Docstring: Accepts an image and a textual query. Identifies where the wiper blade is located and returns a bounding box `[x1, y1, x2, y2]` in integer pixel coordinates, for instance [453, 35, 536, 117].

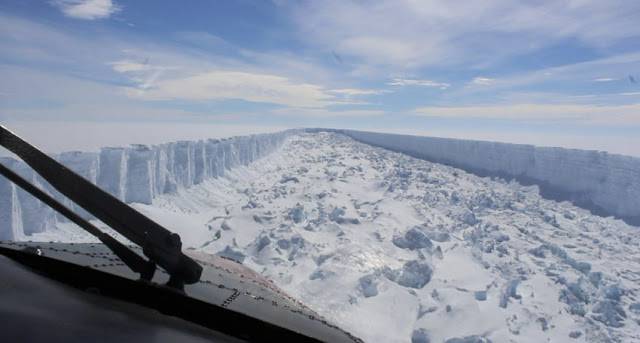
[0, 163, 156, 280]
[0, 125, 202, 287]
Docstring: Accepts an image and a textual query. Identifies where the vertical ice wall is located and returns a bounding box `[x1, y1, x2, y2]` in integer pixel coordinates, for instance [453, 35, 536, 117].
[2, 158, 59, 235]
[173, 141, 194, 189]
[0, 159, 22, 240]
[205, 139, 223, 178]
[331, 129, 640, 226]
[57, 151, 100, 221]
[193, 141, 207, 185]
[97, 147, 128, 201]
[125, 145, 154, 204]
[0, 130, 295, 239]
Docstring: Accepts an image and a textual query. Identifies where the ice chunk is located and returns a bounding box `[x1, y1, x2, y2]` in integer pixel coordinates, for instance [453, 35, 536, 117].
[411, 329, 431, 343]
[425, 230, 450, 242]
[588, 272, 603, 287]
[529, 243, 591, 274]
[393, 227, 433, 250]
[288, 204, 306, 223]
[216, 246, 245, 263]
[280, 176, 300, 183]
[256, 235, 271, 252]
[499, 279, 521, 308]
[396, 261, 433, 289]
[309, 269, 334, 281]
[460, 210, 478, 226]
[559, 280, 590, 316]
[474, 291, 487, 301]
[329, 207, 360, 224]
[592, 299, 626, 328]
[277, 239, 290, 250]
[445, 335, 492, 343]
[358, 274, 378, 298]
[221, 220, 232, 231]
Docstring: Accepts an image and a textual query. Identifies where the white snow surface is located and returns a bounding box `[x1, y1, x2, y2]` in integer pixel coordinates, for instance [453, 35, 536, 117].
[7, 132, 640, 342]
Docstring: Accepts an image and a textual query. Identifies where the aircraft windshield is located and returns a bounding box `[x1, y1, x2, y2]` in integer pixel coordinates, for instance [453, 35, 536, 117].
[1, 2, 639, 342]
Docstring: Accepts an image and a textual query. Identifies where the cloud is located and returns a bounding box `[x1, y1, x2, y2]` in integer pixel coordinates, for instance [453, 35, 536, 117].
[0, 65, 202, 122]
[2, 13, 387, 123]
[109, 59, 181, 90]
[414, 103, 640, 124]
[325, 88, 390, 105]
[110, 60, 154, 73]
[271, 107, 385, 117]
[388, 78, 450, 89]
[470, 77, 495, 86]
[328, 88, 389, 96]
[440, 52, 640, 100]
[593, 77, 617, 82]
[337, 36, 439, 67]
[288, 1, 640, 70]
[51, 0, 120, 20]
[122, 70, 337, 108]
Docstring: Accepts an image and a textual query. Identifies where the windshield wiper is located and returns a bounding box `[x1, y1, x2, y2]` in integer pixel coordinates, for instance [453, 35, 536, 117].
[0, 125, 202, 288]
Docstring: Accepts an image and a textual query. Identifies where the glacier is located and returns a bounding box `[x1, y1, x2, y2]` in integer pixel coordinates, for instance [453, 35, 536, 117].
[0, 130, 296, 240]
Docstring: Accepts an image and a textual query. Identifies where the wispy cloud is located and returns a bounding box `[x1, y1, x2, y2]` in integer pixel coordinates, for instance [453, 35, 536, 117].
[2, 13, 389, 122]
[414, 103, 640, 124]
[439, 52, 640, 100]
[289, 0, 640, 71]
[271, 107, 385, 117]
[121, 70, 336, 108]
[593, 77, 618, 82]
[388, 78, 450, 89]
[470, 77, 495, 86]
[328, 88, 389, 96]
[51, 0, 120, 20]
[325, 88, 390, 105]
[110, 60, 155, 73]
[109, 59, 180, 90]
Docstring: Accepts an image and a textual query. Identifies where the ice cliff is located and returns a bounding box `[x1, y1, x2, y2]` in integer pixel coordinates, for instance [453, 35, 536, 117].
[2, 127, 639, 241]
[314, 129, 640, 226]
[0, 130, 295, 240]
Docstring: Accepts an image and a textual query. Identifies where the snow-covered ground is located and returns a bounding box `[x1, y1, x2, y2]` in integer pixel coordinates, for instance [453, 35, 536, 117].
[21, 132, 640, 342]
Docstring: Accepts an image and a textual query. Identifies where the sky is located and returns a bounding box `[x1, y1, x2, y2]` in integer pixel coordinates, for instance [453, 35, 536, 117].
[1, 0, 639, 155]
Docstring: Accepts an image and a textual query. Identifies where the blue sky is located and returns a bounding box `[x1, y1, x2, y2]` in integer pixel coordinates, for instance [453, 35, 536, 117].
[1, 0, 639, 154]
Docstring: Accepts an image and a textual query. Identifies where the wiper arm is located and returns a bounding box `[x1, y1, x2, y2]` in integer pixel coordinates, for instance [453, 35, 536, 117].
[0, 163, 156, 281]
[0, 125, 202, 288]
